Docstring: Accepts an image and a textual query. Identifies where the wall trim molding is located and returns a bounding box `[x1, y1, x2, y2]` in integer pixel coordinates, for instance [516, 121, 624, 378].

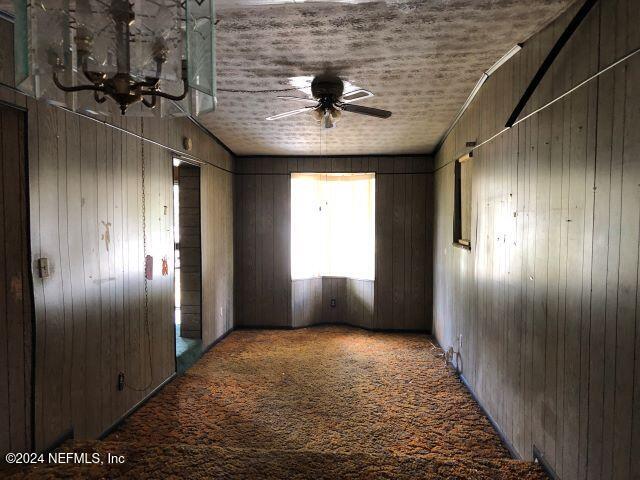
[0, 9, 14, 22]
[0, 80, 235, 173]
[434, 43, 640, 172]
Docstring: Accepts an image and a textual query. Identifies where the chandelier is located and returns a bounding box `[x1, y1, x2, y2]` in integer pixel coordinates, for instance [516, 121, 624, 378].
[14, 0, 216, 117]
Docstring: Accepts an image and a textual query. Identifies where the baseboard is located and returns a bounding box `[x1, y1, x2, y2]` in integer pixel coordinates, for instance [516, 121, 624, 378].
[202, 328, 234, 354]
[533, 445, 560, 480]
[37, 373, 178, 452]
[234, 324, 295, 330]
[236, 321, 430, 333]
[457, 373, 522, 459]
[432, 335, 563, 478]
[54, 328, 230, 445]
[39, 428, 74, 454]
[98, 372, 177, 441]
[357, 324, 432, 334]
[429, 335, 521, 459]
[44, 330, 231, 449]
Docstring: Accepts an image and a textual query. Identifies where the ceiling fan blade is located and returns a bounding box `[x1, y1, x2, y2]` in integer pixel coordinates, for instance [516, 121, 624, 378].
[341, 89, 374, 103]
[266, 107, 315, 121]
[339, 103, 392, 119]
[276, 96, 318, 105]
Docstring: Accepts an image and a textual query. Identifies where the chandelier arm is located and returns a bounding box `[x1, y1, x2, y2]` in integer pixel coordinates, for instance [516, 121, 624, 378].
[142, 96, 157, 109]
[154, 59, 164, 83]
[82, 69, 107, 85]
[133, 59, 164, 90]
[94, 91, 107, 103]
[141, 80, 189, 101]
[78, 53, 104, 85]
[133, 78, 160, 89]
[52, 72, 107, 93]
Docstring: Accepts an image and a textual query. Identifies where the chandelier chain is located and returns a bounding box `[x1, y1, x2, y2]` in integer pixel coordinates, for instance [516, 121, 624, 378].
[126, 121, 154, 392]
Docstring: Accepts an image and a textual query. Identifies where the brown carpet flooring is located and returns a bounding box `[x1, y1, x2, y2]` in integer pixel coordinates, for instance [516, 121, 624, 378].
[6, 326, 547, 479]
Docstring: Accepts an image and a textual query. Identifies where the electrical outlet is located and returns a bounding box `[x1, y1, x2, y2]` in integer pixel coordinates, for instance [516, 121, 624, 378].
[117, 372, 125, 391]
[37, 257, 50, 278]
[330, 298, 336, 308]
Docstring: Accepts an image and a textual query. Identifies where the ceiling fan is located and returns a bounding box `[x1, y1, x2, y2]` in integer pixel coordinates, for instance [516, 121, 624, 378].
[266, 74, 392, 128]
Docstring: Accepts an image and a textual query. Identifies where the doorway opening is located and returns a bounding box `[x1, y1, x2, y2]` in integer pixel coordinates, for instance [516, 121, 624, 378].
[173, 158, 202, 374]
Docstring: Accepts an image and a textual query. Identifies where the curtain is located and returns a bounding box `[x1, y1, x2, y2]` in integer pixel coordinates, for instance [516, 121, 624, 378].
[291, 172, 375, 280]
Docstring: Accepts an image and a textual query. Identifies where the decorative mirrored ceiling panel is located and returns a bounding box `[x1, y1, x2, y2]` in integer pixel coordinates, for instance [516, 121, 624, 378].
[13, 0, 216, 117]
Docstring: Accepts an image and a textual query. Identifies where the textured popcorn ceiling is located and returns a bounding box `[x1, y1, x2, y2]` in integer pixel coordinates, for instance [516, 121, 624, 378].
[0, 0, 574, 155]
[210, 0, 573, 155]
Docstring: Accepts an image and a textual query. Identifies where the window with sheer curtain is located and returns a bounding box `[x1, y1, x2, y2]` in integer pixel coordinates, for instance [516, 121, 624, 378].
[291, 173, 375, 280]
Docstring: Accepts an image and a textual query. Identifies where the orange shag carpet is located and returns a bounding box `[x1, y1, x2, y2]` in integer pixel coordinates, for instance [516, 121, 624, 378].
[7, 326, 547, 479]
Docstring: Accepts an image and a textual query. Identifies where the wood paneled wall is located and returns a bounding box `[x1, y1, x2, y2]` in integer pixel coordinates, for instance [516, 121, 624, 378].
[26, 101, 176, 450]
[291, 278, 374, 329]
[201, 163, 234, 347]
[178, 164, 202, 339]
[0, 14, 234, 452]
[0, 105, 31, 455]
[25, 106, 233, 451]
[291, 278, 322, 328]
[344, 279, 375, 329]
[234, 169, 291, 328]
[290, 278, 374, 328]
[432, 1, 640, 479]
[235, 156, 433, 331]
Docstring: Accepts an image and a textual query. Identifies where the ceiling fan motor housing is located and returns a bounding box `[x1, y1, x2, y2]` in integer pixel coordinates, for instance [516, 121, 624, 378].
[311, 75, 344, 101]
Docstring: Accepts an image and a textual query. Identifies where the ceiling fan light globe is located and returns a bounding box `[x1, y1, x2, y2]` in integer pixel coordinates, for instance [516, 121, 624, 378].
[322, 110, 336, 129]
[312, 108, 324, 122]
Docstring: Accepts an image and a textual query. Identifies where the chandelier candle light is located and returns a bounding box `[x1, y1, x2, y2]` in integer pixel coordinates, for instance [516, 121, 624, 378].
[13, 0, 217, 117]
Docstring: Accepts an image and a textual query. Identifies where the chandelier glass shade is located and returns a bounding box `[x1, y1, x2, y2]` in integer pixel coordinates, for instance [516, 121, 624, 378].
[13, 0, 217, 117]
